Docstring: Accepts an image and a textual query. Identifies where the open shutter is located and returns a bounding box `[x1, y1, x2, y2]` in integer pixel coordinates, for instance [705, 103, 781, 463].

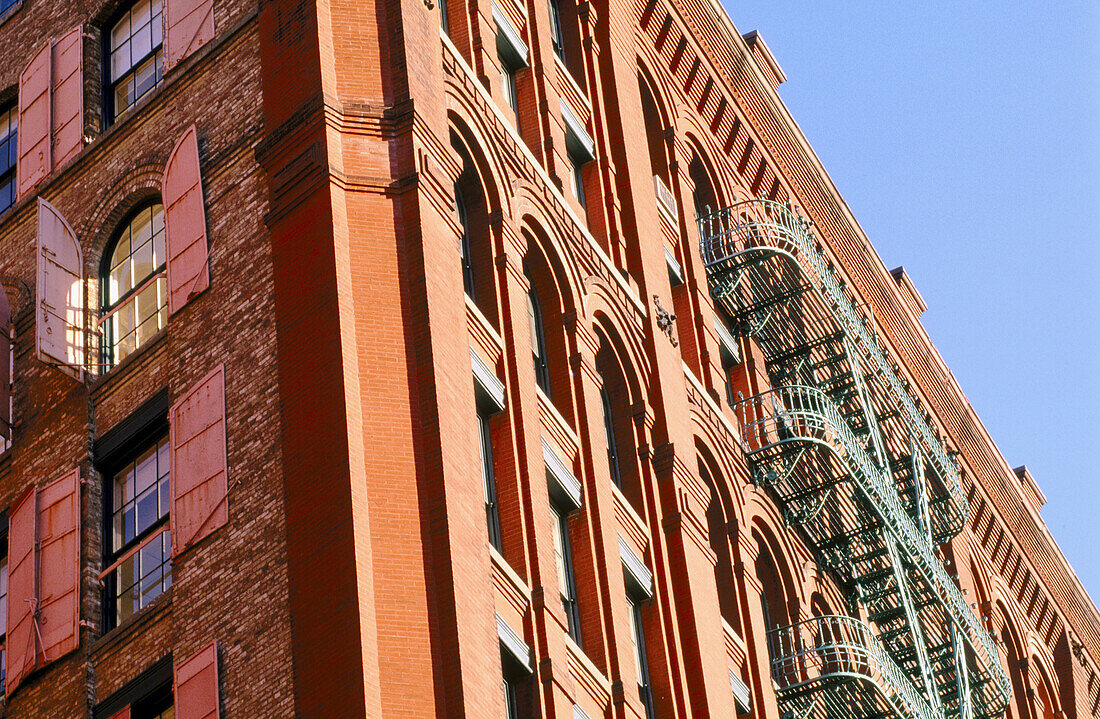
[51, 27, 84, 170]
[17, 43, 51, 199]
[174, 641, 220, 719]
[170, 365, 228, 555]
[164, 0, 215, 71]
[108, 708, 132, 719]
[37, 468, 80, 664]
[0, 284, 11, 440]
[36, 198, 84, 380]
[163, 125, 209, 314]
[5, 488, 38, 696]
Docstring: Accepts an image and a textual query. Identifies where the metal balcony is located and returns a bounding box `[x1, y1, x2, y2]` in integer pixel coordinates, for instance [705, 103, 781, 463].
[699, 200, 967, 542]
[769, 615, 937, 719]
[735, 386, 1010, 718]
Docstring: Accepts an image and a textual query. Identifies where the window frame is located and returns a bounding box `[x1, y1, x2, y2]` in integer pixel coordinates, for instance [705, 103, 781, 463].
[548, 0, 565, 61]
[95, 389, 172, 633]
[100, 201, 169, 370]
[477, 401, 503, 552]
[104, 0, 165, 125]
[599, 384, 622, 488]
[93, 654, 174, 719]
[550, 502, 581, 643]
[0, 102, 15, 216]
[455, 182, 475, 299]
[527, 287, 551, 396]
[627, 594, 656, 719]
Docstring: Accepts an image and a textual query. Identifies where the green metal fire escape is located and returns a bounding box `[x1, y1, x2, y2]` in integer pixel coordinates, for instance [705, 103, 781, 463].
[699, 200, 1010, 719]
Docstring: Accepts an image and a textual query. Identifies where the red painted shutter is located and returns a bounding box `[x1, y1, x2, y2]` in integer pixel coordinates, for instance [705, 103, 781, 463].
[36, 198, 84, 381]
[174, 641, 220, 719]
[108, 707, 132, 719]
[163, 125, 210, 314]
[37, 468, 80, 664]
[0, 283, 11, 441]
[5, 488, 38, 696]
[50, 27, 84, 170]
[164, 0, 215, 71]
[17, 43, 51, 199]
[171, 364, 228, 555]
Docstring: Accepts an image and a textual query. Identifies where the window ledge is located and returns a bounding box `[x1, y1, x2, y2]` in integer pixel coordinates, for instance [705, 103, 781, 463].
[92, 586, 173, 659]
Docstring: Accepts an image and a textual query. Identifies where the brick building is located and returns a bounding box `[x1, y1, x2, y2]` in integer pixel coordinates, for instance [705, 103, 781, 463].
[0, 0, 1095, 716]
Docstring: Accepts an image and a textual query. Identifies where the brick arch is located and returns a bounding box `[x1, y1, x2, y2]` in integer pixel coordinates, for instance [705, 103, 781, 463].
[81, 163, 164, 311]
[583, 277, 650, 393]
[513, 187, 587, 318]
[750, 518, 804, 631]
[696, 439, 745, 630]
[634, 49, 679, 135]
[682, 131, 736, 216]
[1027, 650, 1062, 719]
[746, 501, 809, 606]
[689, 422, 746, 527]
[996, 599, 1034, 719]
[445, 91, 512, 216]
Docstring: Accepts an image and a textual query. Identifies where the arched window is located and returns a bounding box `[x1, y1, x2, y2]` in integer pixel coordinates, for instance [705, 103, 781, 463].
[101, 202, 168, 367]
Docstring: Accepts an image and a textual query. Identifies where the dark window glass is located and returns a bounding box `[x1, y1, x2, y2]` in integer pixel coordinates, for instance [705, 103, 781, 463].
[551, 504, 580, 642]
[102, 203, 168, 368]
[498, 50, 520, 127]
[456, 183, 475, 298]
[548, 0, 565, 60]
[600, 385, 621, 488]
[568, 149, 586, 210]
[0, 104, 16, 215]
[104, 434, 171, 630]
[107, 0, 164, 122]
[527, 289, 551, 395]
[478, 405, 503, 552]
[439, 0, 449, 35]
[628, 595, 655, 719]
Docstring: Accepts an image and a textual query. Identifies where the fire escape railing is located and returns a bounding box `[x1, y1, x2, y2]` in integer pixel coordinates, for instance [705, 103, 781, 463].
[769, 615, 938, 719]
[700, 200, 1010, 719]
[699, 200, 967, 540]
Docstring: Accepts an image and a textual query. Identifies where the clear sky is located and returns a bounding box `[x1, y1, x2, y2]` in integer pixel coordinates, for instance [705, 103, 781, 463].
[720, 2, 1100, 599]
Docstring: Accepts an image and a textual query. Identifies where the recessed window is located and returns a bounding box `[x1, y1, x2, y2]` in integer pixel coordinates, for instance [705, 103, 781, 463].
[478, 402, 503, 552]
[568, 149, 586, 210]
[108, 0, 164, 122]
[0, 104, 16, 215]
[456, 183, 475, 298]
[628, 594, 655, 719]
[599, 384, 622, 488]
[527, 288, 551, 396]
[104, 434, 172, 630]
[101, 203, 168, 368]
[548, 0, 565, 60]
[93, 655, 174, 719]
[499, 54, 519, 125]
[550, 504, 581, 642]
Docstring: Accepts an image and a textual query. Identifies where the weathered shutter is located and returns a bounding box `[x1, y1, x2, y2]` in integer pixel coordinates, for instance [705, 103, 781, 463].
[0, 284, 11, 440]
[170, 364, 228, 555]
[17, 43, 51, 199]
[163, 125, 210, 314]
[108, 707, 132, 719]
[50, 27, 84, 170]
[36, 198, 84, 380]
[37, 468, 80, 664]
[5, 488, 38, 695]
[174, 641, 220, 719]
[164, 0, 215, 71]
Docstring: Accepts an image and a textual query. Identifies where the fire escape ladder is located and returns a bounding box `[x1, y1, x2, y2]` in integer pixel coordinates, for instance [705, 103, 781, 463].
[884, 538, 943, 714]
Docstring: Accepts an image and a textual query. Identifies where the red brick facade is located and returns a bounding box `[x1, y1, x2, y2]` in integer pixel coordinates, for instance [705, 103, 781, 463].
[0, 0, 1094, 717]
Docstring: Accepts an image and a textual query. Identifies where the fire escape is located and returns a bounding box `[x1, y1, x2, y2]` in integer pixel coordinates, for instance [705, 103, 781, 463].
[699, 200, 1011, 719]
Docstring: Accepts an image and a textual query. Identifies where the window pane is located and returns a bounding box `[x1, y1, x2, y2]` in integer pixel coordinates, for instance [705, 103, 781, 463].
[111, 15, 131, 53]
[132, 19, 152, 62]
[133, 54, 159, 102]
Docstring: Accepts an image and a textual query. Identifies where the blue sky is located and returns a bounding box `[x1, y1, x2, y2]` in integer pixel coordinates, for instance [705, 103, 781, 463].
[720, 2, 1100, 599]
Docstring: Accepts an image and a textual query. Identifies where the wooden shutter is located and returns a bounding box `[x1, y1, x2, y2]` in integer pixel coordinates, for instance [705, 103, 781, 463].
[164, 0, 215, 71]
[5, 488, 38, 696]
[163, 125, 210, 314]
[37, 468, 80, 663]
[50, 27, 84, 170]
[36, 198, 84, 380]
[17, 43, 51, 199]
[174, 641, 220, 719]
[171, 365, 228, 555]
[0, 284, 11, 440]
[108, 707, 132, 719]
